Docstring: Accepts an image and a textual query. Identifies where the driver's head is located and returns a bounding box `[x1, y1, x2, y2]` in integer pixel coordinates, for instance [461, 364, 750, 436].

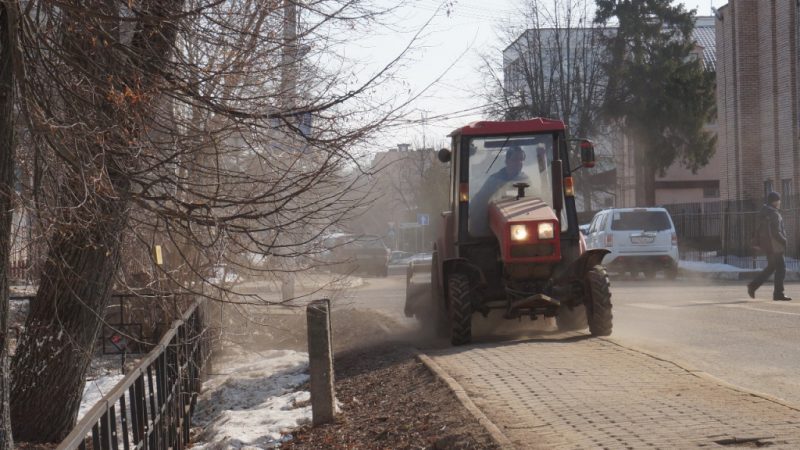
[505, 146, 525, 177]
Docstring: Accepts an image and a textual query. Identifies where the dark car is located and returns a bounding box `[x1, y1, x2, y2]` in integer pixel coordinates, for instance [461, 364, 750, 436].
[322, 234, 390, 277]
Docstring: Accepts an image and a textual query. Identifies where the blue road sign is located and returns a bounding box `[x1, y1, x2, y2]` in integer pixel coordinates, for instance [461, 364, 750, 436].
[417, 213, 429, 226]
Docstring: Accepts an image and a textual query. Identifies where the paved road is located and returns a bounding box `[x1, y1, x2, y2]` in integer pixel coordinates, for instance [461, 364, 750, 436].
[339, 274, 800, 408]
[333, 273, 800, 447]
[611, 277, 800, 406]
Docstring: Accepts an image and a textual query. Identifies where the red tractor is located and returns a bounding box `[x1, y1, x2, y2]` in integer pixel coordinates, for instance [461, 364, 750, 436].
[405, 118, 612, 345]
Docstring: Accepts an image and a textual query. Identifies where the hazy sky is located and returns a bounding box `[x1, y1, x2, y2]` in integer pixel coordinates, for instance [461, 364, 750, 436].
[365, 0, 726, 149]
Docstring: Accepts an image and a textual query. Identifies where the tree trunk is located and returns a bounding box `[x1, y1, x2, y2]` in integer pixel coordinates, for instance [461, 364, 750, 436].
[9, 1, 183, 441]
[10, 203, 126, 442]
[644, 165, 657, 207]
[0, 2, 15, 447]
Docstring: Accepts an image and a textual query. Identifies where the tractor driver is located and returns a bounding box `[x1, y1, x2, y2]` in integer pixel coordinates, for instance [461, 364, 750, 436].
[469, 146, 532, 236]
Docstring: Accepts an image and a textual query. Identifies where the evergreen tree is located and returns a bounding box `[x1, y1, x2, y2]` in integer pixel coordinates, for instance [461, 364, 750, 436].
[595, 0, 716, 205]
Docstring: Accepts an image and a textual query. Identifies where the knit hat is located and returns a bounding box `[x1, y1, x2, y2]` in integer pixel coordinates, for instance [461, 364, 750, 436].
[767, 191, 781, 203]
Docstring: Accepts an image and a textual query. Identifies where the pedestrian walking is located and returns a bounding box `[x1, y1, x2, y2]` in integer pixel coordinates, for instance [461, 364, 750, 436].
[748, 191, 792, 301]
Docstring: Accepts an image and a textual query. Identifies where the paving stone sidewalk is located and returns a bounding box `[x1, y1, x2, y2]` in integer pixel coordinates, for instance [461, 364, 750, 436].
[425, 336, 800, 449]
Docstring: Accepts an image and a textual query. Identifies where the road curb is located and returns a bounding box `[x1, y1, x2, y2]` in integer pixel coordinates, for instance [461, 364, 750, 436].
[601, 336, 800, 413]
[414, 350, 515, 449]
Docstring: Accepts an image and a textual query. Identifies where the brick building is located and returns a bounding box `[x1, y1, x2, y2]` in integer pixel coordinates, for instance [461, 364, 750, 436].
[716, 0, 800, 203]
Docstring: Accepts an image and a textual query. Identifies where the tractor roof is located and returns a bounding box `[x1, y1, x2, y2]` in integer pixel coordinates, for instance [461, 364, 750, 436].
[450, 118, 566, 137]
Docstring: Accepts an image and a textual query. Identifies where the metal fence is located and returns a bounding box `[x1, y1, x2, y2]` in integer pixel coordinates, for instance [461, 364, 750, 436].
[57, 299, 211, 450]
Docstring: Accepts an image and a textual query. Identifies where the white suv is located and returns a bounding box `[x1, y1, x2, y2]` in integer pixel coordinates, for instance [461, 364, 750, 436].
[585, 207, 679, 279]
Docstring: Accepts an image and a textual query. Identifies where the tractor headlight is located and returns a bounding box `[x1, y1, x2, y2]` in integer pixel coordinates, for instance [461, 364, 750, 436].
[537, 222, 555, 240]
[510, 224, 529, 241]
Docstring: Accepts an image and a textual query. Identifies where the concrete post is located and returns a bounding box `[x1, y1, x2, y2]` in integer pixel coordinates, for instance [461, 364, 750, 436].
[306, 299, 335, 425]
[281, 272, 295, 301]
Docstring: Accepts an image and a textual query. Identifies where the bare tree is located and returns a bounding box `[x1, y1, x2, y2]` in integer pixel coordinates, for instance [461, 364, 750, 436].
[8, 0, 413, 441]
[355, 142, 448, 249]
[481, 0, 613, 210]
[0, 1, 16, 446]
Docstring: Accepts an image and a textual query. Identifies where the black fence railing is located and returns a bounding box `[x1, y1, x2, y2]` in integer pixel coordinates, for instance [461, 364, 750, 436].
[665, 198, 800, 262]
[56, 299, 211, 450]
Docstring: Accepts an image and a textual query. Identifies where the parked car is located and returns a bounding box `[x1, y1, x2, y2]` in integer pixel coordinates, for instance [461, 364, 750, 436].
[389, 251, 414, 266]
[390, 251, 432, 267]
[322, 234, 390, 277]
[585, 207, 679, 279]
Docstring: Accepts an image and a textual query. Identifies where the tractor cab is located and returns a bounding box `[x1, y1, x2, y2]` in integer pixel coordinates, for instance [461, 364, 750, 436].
[406, 118, 612, 345]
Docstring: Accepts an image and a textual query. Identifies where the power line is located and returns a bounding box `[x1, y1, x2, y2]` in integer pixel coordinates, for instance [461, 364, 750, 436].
[413, 0, 515, 22]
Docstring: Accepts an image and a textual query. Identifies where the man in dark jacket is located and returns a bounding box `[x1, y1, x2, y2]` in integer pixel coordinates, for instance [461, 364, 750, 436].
[748, 191, 791, 301]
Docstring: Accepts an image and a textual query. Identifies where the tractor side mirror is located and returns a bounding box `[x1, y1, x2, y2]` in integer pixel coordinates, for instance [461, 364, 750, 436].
[437, 148, 451, 163]
[579, 140, 596, 168]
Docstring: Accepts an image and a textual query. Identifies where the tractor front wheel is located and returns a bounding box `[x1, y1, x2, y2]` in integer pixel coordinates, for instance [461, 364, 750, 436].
[585, 265, 613, 336]
[447, 273, 473, 345]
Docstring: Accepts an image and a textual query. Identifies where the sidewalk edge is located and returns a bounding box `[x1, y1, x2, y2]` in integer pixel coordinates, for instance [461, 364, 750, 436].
[602, 337, 800, 412]
[414, 351, 515, 449]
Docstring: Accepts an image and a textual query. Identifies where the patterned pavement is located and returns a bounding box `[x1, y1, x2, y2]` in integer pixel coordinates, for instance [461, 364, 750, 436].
[425, 336, 800, 449]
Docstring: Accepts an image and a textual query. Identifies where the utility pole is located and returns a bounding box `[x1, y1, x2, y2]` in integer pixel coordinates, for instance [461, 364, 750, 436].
[280, 0, 298, 108]
[421, 110, 427, 150]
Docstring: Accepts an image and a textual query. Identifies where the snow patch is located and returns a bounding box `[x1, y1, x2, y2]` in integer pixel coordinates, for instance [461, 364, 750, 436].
[191, 349, 314, 449]
[79, 374, 126, 420]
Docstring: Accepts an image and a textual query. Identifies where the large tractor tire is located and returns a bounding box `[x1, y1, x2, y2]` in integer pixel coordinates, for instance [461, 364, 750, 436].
[556, 304, 588, 332]
[585, 265, 613, 336]
[447, 273, 473, 346]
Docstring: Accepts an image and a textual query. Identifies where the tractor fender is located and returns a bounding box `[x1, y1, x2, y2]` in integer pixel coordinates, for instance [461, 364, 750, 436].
[558, 248, 610, 282]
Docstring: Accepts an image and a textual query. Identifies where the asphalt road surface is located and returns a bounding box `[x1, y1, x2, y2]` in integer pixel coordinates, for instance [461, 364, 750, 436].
[611, 276, 800, 406]
[335, 272, 800, 407]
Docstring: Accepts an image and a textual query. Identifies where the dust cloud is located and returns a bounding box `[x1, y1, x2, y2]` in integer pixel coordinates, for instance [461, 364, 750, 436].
[205, 280, 433, 366]
[208, 266, 607, 365]
[406, 277, 563, 347]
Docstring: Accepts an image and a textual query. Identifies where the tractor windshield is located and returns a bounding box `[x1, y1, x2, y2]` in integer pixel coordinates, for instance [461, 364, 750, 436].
[468, 134, 562, 236]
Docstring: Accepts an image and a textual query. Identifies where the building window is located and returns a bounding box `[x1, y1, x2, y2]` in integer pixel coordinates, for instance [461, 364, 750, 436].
[764, 180, 774, 199]
[702, 186, 719, 198]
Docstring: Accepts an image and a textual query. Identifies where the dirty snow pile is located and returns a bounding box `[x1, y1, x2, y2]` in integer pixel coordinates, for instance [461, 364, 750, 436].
[678, 260, 749, 272]
[77, 349, 311, 448]
[189, 348, 312, 448]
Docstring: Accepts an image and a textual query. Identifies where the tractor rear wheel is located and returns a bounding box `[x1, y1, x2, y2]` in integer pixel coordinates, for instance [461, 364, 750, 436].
[586, 265, 613, 336]
[447, 273, 473, 345]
